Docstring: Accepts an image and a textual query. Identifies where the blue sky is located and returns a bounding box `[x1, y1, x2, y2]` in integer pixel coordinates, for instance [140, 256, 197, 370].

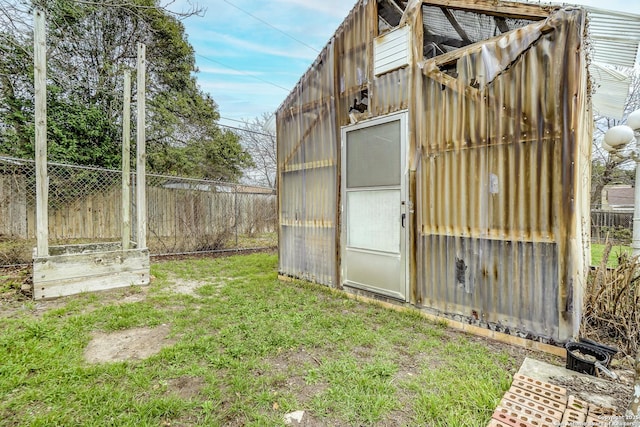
[170, 0, 354, 128]
[171, 0, 640, 128]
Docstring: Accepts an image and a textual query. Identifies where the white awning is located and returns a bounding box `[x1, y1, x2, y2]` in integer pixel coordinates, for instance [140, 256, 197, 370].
[585, 6, 640, 119]
[589, 63, 631, 119]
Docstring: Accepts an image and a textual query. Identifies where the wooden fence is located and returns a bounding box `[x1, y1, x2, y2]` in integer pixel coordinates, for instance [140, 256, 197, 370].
[0, 158, 276, 260]
[0, 173, 27, 237]
[1, 182, 275, 240]
[591, 209, 633, 243]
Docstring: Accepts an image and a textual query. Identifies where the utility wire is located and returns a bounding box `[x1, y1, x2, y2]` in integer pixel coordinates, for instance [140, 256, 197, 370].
[217, 122, 274, 138]
[220, 116, 248, 124]
[195, 53, 291, 92]
[222, 0, 320, 54]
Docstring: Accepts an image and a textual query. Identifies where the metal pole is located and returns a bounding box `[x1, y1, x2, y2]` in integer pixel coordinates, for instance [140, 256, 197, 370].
[634, 134, 640, 258]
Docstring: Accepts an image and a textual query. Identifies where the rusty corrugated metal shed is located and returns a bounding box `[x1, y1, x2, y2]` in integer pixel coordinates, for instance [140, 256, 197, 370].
[277, 0, 596, 343]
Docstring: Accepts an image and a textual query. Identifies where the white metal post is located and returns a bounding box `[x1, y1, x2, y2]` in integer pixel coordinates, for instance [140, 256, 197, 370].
[634, 133, 640, 258]
[604, 120, 640, 260]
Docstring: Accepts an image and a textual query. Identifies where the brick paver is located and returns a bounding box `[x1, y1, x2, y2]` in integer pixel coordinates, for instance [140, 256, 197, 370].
[489, 374, 616, 427]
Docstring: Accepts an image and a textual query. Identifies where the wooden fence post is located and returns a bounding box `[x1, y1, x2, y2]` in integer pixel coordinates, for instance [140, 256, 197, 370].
[122, 70, 131, 250]
[136, 44, 147, 249]
[34, 10, 48, 257]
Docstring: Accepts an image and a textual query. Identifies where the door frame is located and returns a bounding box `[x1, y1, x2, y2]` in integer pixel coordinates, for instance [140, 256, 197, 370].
[340, 110, 409, 301]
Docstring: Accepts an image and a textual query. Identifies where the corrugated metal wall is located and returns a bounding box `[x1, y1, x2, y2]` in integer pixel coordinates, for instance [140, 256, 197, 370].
[277, 1, 591, 342]
[412, 8, 590, 340]
[277, 2, 372, 285]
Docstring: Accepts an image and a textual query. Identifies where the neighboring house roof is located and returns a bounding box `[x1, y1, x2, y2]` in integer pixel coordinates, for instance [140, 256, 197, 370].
[602, 185, 635, 208]
[160, 180, 275, 195]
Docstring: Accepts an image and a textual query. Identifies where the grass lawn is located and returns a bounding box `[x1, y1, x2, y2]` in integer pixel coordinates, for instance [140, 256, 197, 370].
[0, 252, 544, 426]
[591, 243, 633, 267]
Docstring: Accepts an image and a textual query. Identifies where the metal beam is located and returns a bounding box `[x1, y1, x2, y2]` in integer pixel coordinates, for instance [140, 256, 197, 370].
[495, 17, 511, 34]
[422, 0, 551, 20]
[440, 7, 472, 44]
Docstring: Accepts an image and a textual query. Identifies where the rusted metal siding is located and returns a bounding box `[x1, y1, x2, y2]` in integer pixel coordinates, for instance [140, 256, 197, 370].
[277, 0, 591, 342]
[413, 8, 590, 340]
[277, 1, 373, 285]
[371, 68, 410, 116]
[277, 43, 337, 285]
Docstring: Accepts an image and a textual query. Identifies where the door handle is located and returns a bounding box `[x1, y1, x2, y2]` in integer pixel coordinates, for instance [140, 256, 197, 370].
[401, 213, 406, 228]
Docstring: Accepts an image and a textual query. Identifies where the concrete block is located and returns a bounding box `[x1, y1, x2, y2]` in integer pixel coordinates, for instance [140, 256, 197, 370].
[509, 386, 566, 413]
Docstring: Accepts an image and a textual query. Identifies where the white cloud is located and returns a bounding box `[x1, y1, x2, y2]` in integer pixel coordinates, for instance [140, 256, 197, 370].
[197, 66, 263, 76]
[200, 80, 289, 97]
[272, 0, 354, 20]
[198, 31, 317, 61]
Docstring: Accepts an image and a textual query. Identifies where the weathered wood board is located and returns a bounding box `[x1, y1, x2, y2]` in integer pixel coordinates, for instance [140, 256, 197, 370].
[33, 243, 149, 300]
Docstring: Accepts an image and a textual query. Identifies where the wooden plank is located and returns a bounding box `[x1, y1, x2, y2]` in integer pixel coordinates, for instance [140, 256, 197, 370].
[136, 43, 147, 249]
[282, 105, 327, 168]
[440, 7, 471, 43]
[0, 175, 26, 236]
[283, 159, 335, 173]
[0, 177, 7, 234]
[33, 248, 150, 299]
[422, 60, 481, 98]
[0, 176, 7, 234]
[35, 270, 149, 300]
[422, 0, 552, 20]
[34, 10, 48, 256]
[85, 193, 92, 237]
[34, 249, 149, 283]
[280, 220, 335, 229]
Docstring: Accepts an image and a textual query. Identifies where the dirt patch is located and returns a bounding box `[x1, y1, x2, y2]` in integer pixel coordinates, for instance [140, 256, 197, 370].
[84, 324, 175, 363]
[168, 279, 208, 297]
[165, 376, 206, 400]
[167, 278, 228, 297]
[262, 348, 329, 403]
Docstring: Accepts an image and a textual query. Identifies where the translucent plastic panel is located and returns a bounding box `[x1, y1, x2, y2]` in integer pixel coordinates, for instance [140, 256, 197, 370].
[347, 189, 400, 253]
[346, 120, 400, 188]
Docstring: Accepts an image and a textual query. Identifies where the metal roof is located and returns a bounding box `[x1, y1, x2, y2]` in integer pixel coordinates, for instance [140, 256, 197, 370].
[585, 6, 640, 118]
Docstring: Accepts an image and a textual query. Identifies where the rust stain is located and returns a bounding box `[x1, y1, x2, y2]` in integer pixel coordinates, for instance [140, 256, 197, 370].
[276, 1, 590, 342]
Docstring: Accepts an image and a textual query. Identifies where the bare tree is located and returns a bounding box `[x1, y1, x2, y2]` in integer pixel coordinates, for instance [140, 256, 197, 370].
[238, 113, 276, 189]
[591, 70, 640, 208]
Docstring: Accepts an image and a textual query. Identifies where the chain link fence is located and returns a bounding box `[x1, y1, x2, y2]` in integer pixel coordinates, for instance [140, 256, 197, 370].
[0, 156, 277, 266]
[591, 209, 633, 244]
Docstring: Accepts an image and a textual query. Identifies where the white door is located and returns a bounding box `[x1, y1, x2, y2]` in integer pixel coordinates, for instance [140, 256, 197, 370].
[341, 112, 408, 301]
